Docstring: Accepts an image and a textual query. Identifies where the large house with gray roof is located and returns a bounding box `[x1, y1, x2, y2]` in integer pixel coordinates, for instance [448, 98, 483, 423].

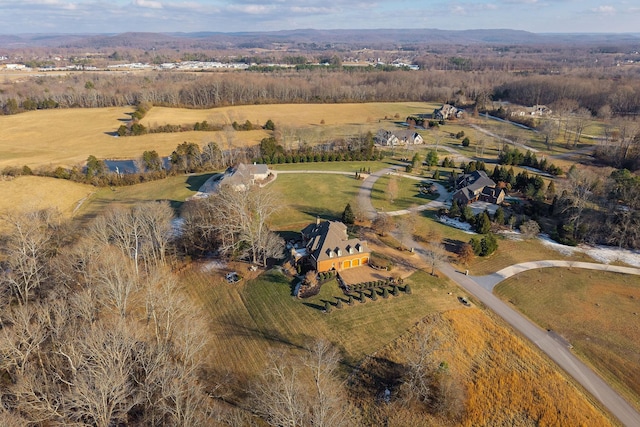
[301, 219, 370, 273]
[452, 170, 505, 205]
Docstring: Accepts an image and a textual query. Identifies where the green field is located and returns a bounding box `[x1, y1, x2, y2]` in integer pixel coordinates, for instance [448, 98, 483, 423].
[371, 174, 437, 212]
[495, 268, 640, 411]
[269, 172, 363, 230]
[76, 173, 214, 219]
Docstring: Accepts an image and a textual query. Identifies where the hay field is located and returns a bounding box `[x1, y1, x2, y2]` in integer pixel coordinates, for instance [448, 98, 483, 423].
[142, 102, 435, 130]
[0, 102, 434, 170]
[0, 175, 94, 217]
[495, 267, 640, 411]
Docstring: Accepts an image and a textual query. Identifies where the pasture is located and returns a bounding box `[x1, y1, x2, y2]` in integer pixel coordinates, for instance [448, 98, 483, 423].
[0, 175, 94, 217]
[0, 102, 435, 170]
[495, 267, 640, 411]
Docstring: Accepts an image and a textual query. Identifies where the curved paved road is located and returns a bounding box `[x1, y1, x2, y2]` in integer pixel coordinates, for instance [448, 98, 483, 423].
[357, 167, 640, 427]
[473, 260, 640, 291]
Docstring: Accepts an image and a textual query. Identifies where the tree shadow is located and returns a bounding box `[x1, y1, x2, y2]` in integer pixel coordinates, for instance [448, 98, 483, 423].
[302, 302, 325, 311]
[443, 237, 465, 253]
[185, 173, 216, 191]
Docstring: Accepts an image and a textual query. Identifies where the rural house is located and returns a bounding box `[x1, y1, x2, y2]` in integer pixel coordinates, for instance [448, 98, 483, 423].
[433, 104, 464, 120]
[452, 170, 505, 205]
[300, 219, 370, 273]
[374, 129, 424, 146]
[220, 163, 271, 191]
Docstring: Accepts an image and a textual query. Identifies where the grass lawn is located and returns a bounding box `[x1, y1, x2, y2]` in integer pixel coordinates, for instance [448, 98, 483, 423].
[75, 173, 214, 219]
[269, 173, 363, 230]
[0, 175, 94, 218]
[461, 236, 591, 275]
[269, 160, 397, 173]
[181, 266, 461, 379]
[371, 174, 436, 212]
[495, 267, 640, 412]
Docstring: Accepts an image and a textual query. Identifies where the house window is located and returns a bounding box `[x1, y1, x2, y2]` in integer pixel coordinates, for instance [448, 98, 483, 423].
[358, 244, 363, 253]
[337, 249, 342, 257]
[349, 247, 354, 254]
[329, 251, 334, 258]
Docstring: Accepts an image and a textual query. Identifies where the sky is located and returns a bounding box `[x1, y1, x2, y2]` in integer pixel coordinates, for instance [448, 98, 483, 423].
[0, 0, 638, 35]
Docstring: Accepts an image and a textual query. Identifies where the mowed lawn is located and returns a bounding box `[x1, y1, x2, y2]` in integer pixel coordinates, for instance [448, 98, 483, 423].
[75, 173, 215, 219]
[495, 268, 640, 411]
[182, 267, 461, 379]
[0, 175, 94, 217]
[269, 173, 363, 230]
[371, 174, 436, 212]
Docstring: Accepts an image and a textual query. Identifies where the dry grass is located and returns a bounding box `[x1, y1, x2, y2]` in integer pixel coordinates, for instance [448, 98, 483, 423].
[142, 102, 436, 130]
[0, 175, 94, 218]
[354, 308, 615, 426]
[181, 265, 460, 379]
[0, 102, 434, 169]
[495, 267, 640, 412]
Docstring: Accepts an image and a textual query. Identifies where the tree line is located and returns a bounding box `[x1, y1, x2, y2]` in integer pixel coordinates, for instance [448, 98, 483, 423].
[2, 66, 639, 117]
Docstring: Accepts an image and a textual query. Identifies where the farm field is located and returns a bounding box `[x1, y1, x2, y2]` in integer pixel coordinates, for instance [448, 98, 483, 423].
[494, 268, 640, 412]
[0, 175, 94, 217]
[0, 102, 436, 170]
[141, 102, 437, 131]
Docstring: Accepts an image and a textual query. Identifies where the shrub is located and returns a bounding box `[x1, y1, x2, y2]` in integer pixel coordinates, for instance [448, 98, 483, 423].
[370, 289, 378, 301]
[347, 295, 354, 305]
[392, 285, 399, 296]
[404, 284, 412, 294]
[382, 288, 389, 299]
[336, 298, 343, 309]
[359, 291, 366, 303]
[462, 137, 470, 147]
[324, 301, 332, 313]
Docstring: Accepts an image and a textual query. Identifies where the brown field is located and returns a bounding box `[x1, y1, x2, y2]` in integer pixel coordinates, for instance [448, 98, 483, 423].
[355, 308, 615, 426]
[0, 175, 94, 217]
[0, 102, 435, 170]
[495, 268, 640, 412]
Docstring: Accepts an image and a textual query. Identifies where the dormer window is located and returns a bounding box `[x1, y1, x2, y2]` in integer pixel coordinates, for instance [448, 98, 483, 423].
[358, 244, 363, 253]
[348, 246, 354, 254]
[329, 250, 334, 258]
[337, 249, 342, 257]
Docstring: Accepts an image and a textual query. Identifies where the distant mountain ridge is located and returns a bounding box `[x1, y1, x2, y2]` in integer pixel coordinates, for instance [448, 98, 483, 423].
[1, 29, 639, 50]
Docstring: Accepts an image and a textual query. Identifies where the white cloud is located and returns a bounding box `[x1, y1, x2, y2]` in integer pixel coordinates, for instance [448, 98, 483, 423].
[452, 5, 466, 15]
[591, 5, 615, 15]
[133, 0, 163, 9]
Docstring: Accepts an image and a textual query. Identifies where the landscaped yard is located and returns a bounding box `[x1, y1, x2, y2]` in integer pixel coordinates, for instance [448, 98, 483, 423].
[181, 266, 460, 378]
[494, 267, 640, 412]
[269, 173, 363, 230]
[371, 174, 437, 212]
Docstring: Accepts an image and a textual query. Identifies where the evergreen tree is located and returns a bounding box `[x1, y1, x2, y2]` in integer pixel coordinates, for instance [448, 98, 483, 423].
[494, 207, 505, 225]
[324, 300, 332, 313]
[475, 211, 492, 234]
[404, 284, 412, 294]
[342, 203, 355, 225]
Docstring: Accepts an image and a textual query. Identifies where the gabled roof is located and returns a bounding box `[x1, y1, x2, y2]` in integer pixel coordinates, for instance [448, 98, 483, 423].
[302, 220, 370, 263]
[456, 170, 496, 193]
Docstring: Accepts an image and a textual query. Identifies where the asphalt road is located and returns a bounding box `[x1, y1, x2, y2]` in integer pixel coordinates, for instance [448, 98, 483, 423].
[437, 257, 640, 427]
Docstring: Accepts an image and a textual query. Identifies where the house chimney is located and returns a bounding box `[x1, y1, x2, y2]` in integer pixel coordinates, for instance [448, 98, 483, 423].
[316, 216, 320, 225]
